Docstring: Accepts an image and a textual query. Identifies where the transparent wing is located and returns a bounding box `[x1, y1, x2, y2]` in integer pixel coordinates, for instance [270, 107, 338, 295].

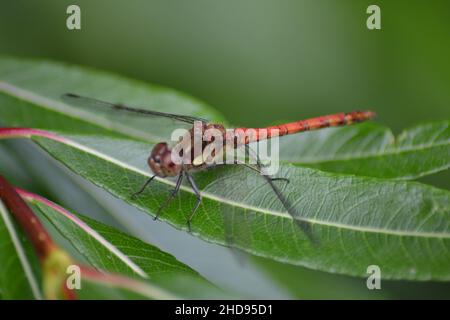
[61, 93, 208, 142]
[62, 94, 209, 124]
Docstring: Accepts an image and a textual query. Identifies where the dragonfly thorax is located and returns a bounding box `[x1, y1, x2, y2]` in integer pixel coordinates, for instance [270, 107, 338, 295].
[148, 142, 182, 177]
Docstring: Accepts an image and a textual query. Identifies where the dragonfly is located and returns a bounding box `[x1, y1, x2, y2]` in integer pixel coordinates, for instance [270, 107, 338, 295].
[62, 93, 375, 240]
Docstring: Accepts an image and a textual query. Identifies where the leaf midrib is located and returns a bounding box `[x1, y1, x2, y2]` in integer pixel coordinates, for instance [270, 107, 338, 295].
[33, 134, 450, 240]
[0, 201, 42, 299]
[2, 81, 449, 239]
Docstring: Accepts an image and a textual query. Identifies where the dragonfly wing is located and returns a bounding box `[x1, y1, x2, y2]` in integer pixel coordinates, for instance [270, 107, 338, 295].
[61, 93, 208, 142]
[62, 93, 209, 124]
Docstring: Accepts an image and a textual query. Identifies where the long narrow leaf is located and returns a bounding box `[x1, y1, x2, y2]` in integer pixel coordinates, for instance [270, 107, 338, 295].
[2, 129, 449, 281]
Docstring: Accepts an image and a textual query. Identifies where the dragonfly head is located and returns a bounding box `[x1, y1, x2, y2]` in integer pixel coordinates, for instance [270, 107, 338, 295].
[148, 142, 182, 177]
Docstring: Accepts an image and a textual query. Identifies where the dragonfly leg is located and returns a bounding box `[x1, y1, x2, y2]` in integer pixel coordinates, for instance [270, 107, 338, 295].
[131, 175, 156, 198]
[242, 145, 290, 184]
[239, 161, 289, 184]
[207, 158, 290, 185]
[185, 171, 202, 232]
[243, 145, 314, 243]
[261, 171, 315, 243]
[154, 172, 184, 221]
[270, 177, 290, 184]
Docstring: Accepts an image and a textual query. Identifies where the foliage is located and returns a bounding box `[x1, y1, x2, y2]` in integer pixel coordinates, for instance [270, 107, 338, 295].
[0, 57, 449, 299]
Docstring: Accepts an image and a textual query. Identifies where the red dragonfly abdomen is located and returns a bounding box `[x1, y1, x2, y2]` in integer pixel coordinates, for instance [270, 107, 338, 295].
[233, 110, 376, 144]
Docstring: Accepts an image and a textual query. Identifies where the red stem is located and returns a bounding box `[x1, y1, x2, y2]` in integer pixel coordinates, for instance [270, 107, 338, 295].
[0, 127, 66, 142]
[0, 175, 56, 260]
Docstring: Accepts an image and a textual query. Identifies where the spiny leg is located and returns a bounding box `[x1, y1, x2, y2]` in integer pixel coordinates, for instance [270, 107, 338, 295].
[270, 177, 290, 183]
[154, 172, 184, 221]
[185, 171, 202, 232]
[243, 145, 315, 243]
[237, 160, 289, 184]
[205, 159, 289, 184]
[243, 144, 290, 184]
[262, 169, 315, 243]
[131, 175, 156, 198]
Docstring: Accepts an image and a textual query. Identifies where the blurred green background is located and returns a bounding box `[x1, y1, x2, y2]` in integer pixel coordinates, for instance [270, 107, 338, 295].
[1, 0, 449, 299]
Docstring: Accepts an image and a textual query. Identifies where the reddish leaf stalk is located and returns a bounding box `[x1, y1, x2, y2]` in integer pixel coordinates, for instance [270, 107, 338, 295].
[0, 174, 157, 299]
[0, 175, 77, 299]
[0, 127, 66, 143]
[0, 130, 161, 299]
[0, 175, 56, 260]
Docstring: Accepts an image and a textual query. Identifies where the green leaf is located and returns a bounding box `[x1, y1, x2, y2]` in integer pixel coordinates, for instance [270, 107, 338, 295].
[252, 255, 388, 299]
[32, 204, 198, 279]
[0, 56, 448, 179]
[21, 190, 214, 282]
[279, 121, 450, 179]
[0, 56, 223, 141]
[76, 271, 231, 299]
[0, 200, 42, 299]
[5, 131, 448, 281]
[0, 57, 449, 281]
[0, 188, 230, 299]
